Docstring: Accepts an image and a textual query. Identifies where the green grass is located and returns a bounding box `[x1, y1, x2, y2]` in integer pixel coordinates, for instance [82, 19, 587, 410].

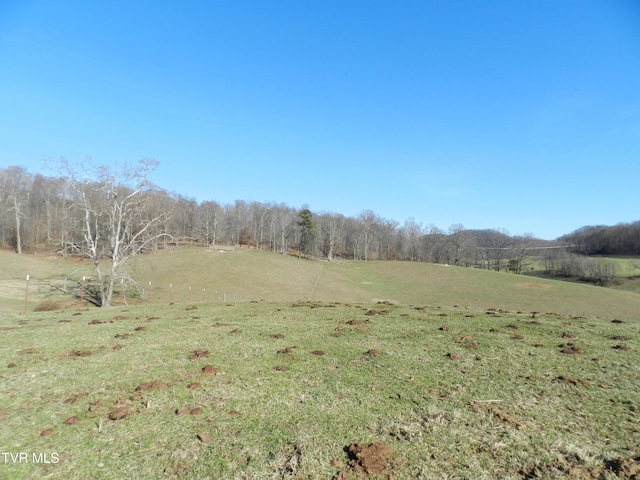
[3, 247, 640, 321]
[1, 301, 639, 479]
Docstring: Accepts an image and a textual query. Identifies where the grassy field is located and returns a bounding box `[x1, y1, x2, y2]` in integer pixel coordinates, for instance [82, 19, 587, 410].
[2, 247, 640, 320]
[1, 247, 639, 478]
[1, 300, 638, 479]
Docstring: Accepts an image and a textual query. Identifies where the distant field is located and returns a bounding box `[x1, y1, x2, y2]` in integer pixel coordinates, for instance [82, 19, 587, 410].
[1, 301, 638, 479]
[2, 247, 640, 321]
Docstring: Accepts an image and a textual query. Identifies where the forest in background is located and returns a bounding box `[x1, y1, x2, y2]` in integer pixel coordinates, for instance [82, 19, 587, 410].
[1, 163, 638, 285]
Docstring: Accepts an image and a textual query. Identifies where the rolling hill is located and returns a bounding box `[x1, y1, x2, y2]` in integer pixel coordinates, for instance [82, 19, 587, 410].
[2, 246, 638, 320]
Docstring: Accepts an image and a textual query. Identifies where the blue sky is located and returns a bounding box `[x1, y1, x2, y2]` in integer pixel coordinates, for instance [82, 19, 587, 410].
[1, 1, 639, 240]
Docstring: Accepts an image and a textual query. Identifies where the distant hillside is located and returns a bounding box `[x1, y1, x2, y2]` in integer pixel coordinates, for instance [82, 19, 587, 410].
[1, 247, 639, 320]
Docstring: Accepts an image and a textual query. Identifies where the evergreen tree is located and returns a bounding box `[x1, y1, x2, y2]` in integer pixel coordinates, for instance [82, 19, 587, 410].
[297, 208, 315, 257]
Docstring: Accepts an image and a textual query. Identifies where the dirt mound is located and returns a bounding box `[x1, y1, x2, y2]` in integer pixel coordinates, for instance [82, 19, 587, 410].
[66, 349, 93, 357]
[189, 349, 209, 359]
[335, 442, 397, 478]
[560, 343, 583, 354]
[270, 333, 285, 339]
[519, 454, 640, 479]
[364, 349, 383, 357]
[64, 416, 81, 425]
[108, 407, 129, 420]
[311, 350, 326, 356]
[136, 380, 168, 391]
[201, 365, 221, 374]
[557, 376, 590, 387]
[605, 456, 640, 478]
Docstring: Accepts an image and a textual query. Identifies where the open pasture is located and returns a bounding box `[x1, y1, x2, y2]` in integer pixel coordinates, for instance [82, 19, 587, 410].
[1, 300, 639, 479]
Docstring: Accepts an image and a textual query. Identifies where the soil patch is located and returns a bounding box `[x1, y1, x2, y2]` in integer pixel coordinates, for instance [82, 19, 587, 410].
[66, 349, 93, 357]
[364, 349, 383, 357]
[201, 365, 221, 374]
[557, 376, 591, 387]
[136, 380, 169, 391]
[338, 442, 397, 478]
[64, 416, 81, 425]
[189, 349, 209, 359]
[311, 350, 326, 356]
[490, 406, 526, 430]
[108, 407, 129, 420]
[559, 343, 583, 354]
[270, 333, 285, 339]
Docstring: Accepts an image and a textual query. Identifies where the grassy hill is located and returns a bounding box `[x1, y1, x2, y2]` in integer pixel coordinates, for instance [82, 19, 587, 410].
[1, 247, 639, 478]
[1, 247, 640, 320]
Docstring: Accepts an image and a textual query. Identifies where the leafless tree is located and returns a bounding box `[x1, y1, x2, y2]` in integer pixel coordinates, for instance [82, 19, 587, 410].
[57, 158, 170, 307]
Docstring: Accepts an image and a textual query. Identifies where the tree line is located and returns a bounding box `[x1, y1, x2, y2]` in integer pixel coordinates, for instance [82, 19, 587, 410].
[559, 222, 640, 256]
[1, 160, 634, 304]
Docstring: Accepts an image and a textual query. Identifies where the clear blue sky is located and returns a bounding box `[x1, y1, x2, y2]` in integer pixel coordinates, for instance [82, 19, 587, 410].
[1, 1, 639, 240]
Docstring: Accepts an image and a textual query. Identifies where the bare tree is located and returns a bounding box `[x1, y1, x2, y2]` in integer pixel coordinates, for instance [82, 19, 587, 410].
[2, 167, 31, 254]
[58, 158, 170, 307]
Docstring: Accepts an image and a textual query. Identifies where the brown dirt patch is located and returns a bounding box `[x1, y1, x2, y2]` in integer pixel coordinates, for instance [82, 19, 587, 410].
[605, 456, 640, 478]
[114, 333, 132, 339]
[613, 344, 630, 351]
[187, 382, 201, 389]
[64, 392, 89, 404]
[270, 333, 285, 339]
[185, 306, 197, 311]
[18, 348, 36, 355]
[229, 328, 242, 334]
[490, 406, 526, 430]
[108, 407, 130, 420]
[40, 428, 53, 436]
[136, 380, 168, 391]
[175, 407, 190, 416]
[278, 346, 298, 355]
[189, 349, 209, 359]
[66, 349, 93, 357]
[560, 343, 583, 354]
[557, 376, 590, 387]
[338, 442, 397, 478]
[201, 365, 221, 374]
[611, 319, 625, 324]
[88, 400, 103, 412]
[112, 315, 128, 321]
[610, 335, 631, 341]
[189, 408, 203, 415]
[364, 349, 383, 357]
[197, 433, 213, 442]
[438, 326, 449, 331]
[446, 353, 462, 360]
[228, 410, 241, 415]
[311, 350, 326, 356]
[88, 319, 103, 325]
[113, 344, 122, 350]
[64, 416, 81, 425]
[7, 362, 17, 368]
[274, 366, 289, 371]
[134, 326, 147, 331]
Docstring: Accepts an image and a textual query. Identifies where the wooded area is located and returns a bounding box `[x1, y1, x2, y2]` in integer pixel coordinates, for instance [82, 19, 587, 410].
[1, 161, 637, 302]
